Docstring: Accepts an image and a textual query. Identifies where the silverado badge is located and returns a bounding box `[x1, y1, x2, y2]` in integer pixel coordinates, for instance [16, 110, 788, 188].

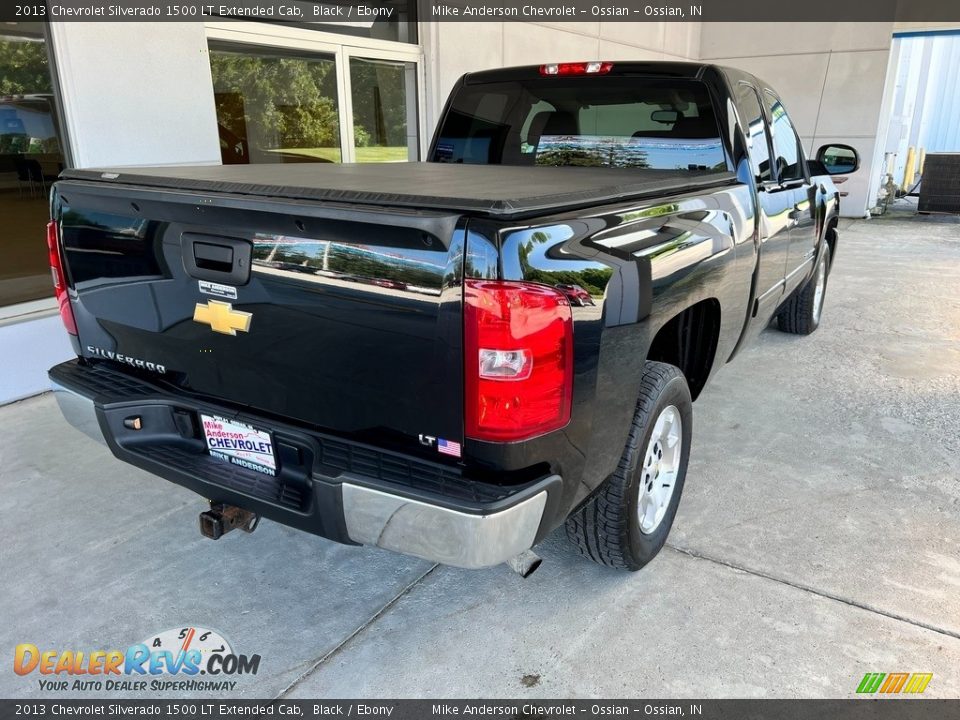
[193, 300, 252, 336]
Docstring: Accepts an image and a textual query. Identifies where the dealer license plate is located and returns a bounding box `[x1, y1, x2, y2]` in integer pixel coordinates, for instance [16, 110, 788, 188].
[201, 413, 277, 477]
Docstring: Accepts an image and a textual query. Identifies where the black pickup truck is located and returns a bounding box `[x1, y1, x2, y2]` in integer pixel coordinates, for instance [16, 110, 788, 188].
[47, 62, 857, 573]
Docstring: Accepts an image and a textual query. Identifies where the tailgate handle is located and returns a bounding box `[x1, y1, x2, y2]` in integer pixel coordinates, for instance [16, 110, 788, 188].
[194, 242, 233, 271]
[181, 233, 252, 286]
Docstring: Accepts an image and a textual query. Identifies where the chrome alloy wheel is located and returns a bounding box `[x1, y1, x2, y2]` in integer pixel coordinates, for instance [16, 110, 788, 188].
[812, 253, 827, 324]
[637, 405, 682, 534]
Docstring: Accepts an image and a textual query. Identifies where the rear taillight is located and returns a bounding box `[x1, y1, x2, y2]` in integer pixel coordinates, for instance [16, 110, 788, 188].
[540, 61, 613, 76]
[464, 280, 573, 442]
[47, 220, 77, 335]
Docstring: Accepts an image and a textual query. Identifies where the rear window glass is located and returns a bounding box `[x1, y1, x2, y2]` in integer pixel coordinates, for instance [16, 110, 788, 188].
[431, 77, 729, 173]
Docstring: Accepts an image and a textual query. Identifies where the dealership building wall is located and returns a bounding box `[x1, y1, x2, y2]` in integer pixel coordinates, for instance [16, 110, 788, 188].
[0, 19, 929, 403]
[41, 20, 903, 216]
[700, 22, 896, 220]
[45, 21, 905, 210]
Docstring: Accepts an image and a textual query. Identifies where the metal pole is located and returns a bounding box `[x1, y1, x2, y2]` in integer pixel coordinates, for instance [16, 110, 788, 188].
[902, 146, 916, 190]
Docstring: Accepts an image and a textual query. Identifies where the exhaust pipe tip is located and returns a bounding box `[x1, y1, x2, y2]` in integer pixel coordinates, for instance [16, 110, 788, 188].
[505, 549, 542, 578]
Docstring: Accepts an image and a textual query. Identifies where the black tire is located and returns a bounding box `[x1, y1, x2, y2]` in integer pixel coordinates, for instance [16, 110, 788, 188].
[565, 362, 693, 571]
[777, 244, 831, 335]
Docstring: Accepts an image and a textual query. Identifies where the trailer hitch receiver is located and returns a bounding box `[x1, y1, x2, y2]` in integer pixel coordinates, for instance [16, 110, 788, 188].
[199, 502, 260, 540]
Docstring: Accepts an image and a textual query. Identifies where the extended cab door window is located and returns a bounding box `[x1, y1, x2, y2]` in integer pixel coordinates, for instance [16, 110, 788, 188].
[734, 82, 773, 184]
[764, 91, 807, 183]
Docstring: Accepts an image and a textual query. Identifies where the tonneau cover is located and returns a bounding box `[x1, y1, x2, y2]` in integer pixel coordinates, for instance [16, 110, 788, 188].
[60, 163, 735, 218]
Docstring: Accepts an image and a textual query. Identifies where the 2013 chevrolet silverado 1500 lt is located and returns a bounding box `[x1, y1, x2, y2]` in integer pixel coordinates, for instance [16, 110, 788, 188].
[47, 62, 858, 573]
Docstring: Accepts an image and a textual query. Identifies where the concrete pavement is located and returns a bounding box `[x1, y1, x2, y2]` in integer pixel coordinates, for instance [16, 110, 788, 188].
[1, 216, 958, 699]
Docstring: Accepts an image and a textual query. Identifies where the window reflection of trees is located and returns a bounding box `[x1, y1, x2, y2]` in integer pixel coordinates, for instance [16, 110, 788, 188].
[516, 229, 613, 298]
[252, 235, 444, 296]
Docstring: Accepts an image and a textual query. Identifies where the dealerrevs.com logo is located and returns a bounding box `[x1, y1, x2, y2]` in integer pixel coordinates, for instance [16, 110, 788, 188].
[14, 627, 260, 693]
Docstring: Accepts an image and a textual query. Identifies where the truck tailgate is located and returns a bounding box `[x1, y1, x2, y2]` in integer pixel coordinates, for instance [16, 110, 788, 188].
[54, 179, 465, 454]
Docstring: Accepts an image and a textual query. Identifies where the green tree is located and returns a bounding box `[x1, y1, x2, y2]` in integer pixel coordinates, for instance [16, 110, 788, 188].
[209, 51, 340, 150]
[350, 59, 409, 147]
[0, 37, 51, 95]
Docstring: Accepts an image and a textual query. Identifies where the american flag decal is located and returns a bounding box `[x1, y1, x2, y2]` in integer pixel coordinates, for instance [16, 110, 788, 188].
[437, 438, 461, 458]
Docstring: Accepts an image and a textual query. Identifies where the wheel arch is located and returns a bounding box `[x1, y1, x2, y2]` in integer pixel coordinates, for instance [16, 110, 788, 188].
[824, 215, 840, 270]
[645, 298, 722, 401]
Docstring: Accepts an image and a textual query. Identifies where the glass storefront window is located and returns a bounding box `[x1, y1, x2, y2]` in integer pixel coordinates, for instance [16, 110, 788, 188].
[0, 23, 67, 307]
[209, 43, 342, 164]
[350, 58, 418, 162]
[208, 41, 421, 166]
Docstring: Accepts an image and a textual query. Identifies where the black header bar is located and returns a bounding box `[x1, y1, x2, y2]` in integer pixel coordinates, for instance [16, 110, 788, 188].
[3, 0, 960, 23]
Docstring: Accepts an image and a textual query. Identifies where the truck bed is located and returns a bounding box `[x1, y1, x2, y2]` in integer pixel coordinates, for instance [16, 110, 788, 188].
[60, 163, 735, 218]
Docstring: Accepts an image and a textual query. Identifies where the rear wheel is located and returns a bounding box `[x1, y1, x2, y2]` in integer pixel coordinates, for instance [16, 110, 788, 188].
[777, 244, 831, 335]
[565, 362, 692, 571]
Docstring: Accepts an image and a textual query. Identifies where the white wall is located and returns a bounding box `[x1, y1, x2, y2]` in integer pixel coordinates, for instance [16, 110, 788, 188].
[699, 22, 895, 217]
[48, 22, 221, 168]
[424, 21, 701, 134]
[0, 313, 74, 404]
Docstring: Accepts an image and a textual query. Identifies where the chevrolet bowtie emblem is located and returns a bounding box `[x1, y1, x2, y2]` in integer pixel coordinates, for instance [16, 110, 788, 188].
[193, 300, 252, 336]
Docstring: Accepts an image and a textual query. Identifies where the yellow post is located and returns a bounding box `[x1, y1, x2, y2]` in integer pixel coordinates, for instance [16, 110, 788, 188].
[918, 147, 927, 176]
[902, 146, 916, 190]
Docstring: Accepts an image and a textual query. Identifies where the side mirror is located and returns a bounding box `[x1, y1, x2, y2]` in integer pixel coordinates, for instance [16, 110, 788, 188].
[816, 143, 860, 175]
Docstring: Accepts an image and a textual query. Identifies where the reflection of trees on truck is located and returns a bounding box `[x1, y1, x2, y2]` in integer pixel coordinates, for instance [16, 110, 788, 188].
[252, 237, 444, 294]
[517, 231, 613, 297]
[535, 137, 651, 169]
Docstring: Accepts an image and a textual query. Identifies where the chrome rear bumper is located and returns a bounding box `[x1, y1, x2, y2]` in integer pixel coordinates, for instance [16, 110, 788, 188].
[49, 376, 551, 569]
[341, 483, 549, 568]
[51, 380, 106, 446]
